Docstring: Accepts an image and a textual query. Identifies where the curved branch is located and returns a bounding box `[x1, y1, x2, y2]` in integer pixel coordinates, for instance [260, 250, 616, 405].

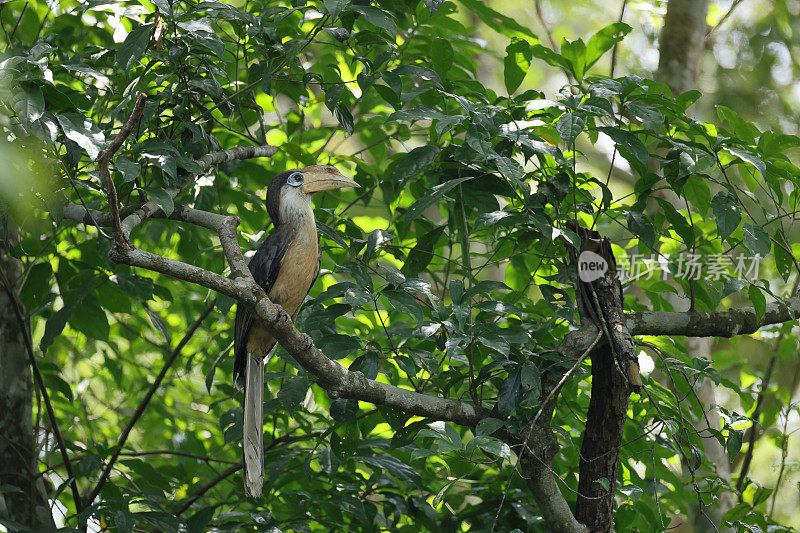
[96, 205, 487, 426]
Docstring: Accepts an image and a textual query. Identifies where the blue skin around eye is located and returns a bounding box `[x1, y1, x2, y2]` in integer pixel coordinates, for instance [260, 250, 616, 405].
[288, 172, 304, 186]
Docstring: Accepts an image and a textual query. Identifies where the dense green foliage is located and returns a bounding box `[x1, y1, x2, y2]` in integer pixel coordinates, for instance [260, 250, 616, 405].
[1, 0, 799, 531]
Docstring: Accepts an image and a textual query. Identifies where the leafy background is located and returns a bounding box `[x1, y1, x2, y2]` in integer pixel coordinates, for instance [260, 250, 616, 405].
[1, 0, 800, 531]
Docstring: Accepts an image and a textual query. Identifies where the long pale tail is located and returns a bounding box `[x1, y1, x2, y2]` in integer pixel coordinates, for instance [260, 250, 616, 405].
[243, 353, 264, 497]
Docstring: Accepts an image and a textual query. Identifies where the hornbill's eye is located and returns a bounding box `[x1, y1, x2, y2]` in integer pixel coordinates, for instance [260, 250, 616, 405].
[287, 172, 304, 187]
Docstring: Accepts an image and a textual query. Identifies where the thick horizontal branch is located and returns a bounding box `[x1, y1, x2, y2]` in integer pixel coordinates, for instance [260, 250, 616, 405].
[559, 296, 800, 358]
[628, 296, 800, 337]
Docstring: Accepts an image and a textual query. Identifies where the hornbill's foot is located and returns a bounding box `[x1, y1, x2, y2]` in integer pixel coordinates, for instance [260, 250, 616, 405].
[277, 307, 290, 323]
[300, 333, 314, 351]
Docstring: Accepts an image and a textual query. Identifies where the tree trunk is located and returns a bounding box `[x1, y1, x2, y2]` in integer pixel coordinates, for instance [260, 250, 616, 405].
[656, 0, 711, 95]
[0, 240, 54, 529]
[571, 225, 638, 532]
[575, 346, 630, 532]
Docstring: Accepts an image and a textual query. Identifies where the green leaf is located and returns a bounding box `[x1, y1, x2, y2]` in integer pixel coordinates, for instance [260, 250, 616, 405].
[350, 5, 397, 36]
[449, 279, 464, 304]
[114, 510, 135, 533]
[335, 104, 354, 134]
[655, 199, 694, 247]
[584, 23, 631, 71]
[68, 299, 109, 340]
[458, 0, 538, 40]
[748, 285, 766, 323]
[475, 300, 521, 316]
[20, 263, 53, 311]
[393, 65, 442, 86]
[530, 42, 574, 73]
[41, 306, 73, 354]
[467, 436, 511, 461]
[117, 24, 153, 72]
[711, 190, 742, 241]
[136, 512, 185, 531]
[497, 369, 521, 418]
[597, 127, 648, 166]
[683, 174, 711, 216]
[726, 428, 743, 460]
[624, 210, 656, 249]
[627, 103, 664, 133]
[422, 0, 444, 14]
[520, 361, 541, 398]
[316, 222, 350, 251]
[773, 231, 793, 280]
[725, 146, 766, 179]
[382, 289, 423, 324]
[463, 280, 510, 302]
[144, 188, 175, 217]
[392, 145, 440, 183]
[116, 156, 141, 183]
[560, 38, 587, 80]
[432, 479, 457, 508]
[504, 38, 532, 93]
[401, 176, 473, 229]
[14, 82, 45, 126]
[56, 113, 105, 160]
[492, 155, 526, 192]
[277, 376, 309, 412]
[618, 484, 643, 503]
[363, 229, 393, 261]
[475, 417, 504, 437]
[176, 20, 225, 57]
[431, 37, 453, 77]
[742, 224, 771, 257]
[324, 0, 350, 20]
[595, 477, 610, 490]
[317, 334, 361, 360]
[556, 112, 586, 146]
[402, 225, 446, 276]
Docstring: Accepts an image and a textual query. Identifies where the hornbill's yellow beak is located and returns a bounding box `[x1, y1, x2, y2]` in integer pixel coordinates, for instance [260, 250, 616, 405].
[299, 165, 360, 194]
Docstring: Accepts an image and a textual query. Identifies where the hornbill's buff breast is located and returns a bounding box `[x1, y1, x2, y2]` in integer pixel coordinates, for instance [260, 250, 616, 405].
[232, 165, 358, 497]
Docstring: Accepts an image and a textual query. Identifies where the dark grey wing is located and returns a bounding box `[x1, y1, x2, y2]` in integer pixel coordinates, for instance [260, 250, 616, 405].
[233, 224, 296, 387]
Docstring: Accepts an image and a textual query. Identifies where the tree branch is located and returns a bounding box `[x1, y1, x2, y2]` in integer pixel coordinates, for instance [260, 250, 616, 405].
[559, 296, 800, 358]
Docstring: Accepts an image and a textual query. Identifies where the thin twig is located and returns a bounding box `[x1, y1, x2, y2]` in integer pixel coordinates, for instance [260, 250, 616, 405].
[84, 299, 216, 506]
[609, 0, 628, 78]
[531, 329, 603, 428]
[706, 0, 744, 36]
[7, 2, 28, 43]
[0, 4, 10, 45]
[97, 92, 147, 251]
[736, 348, 778, 493]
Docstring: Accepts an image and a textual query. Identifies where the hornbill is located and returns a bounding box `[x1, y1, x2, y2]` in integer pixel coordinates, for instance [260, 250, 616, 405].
[233, 165, 358, 497]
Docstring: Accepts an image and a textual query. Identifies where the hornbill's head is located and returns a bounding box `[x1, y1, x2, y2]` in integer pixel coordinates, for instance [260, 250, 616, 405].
[265, 165, 359, 226]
